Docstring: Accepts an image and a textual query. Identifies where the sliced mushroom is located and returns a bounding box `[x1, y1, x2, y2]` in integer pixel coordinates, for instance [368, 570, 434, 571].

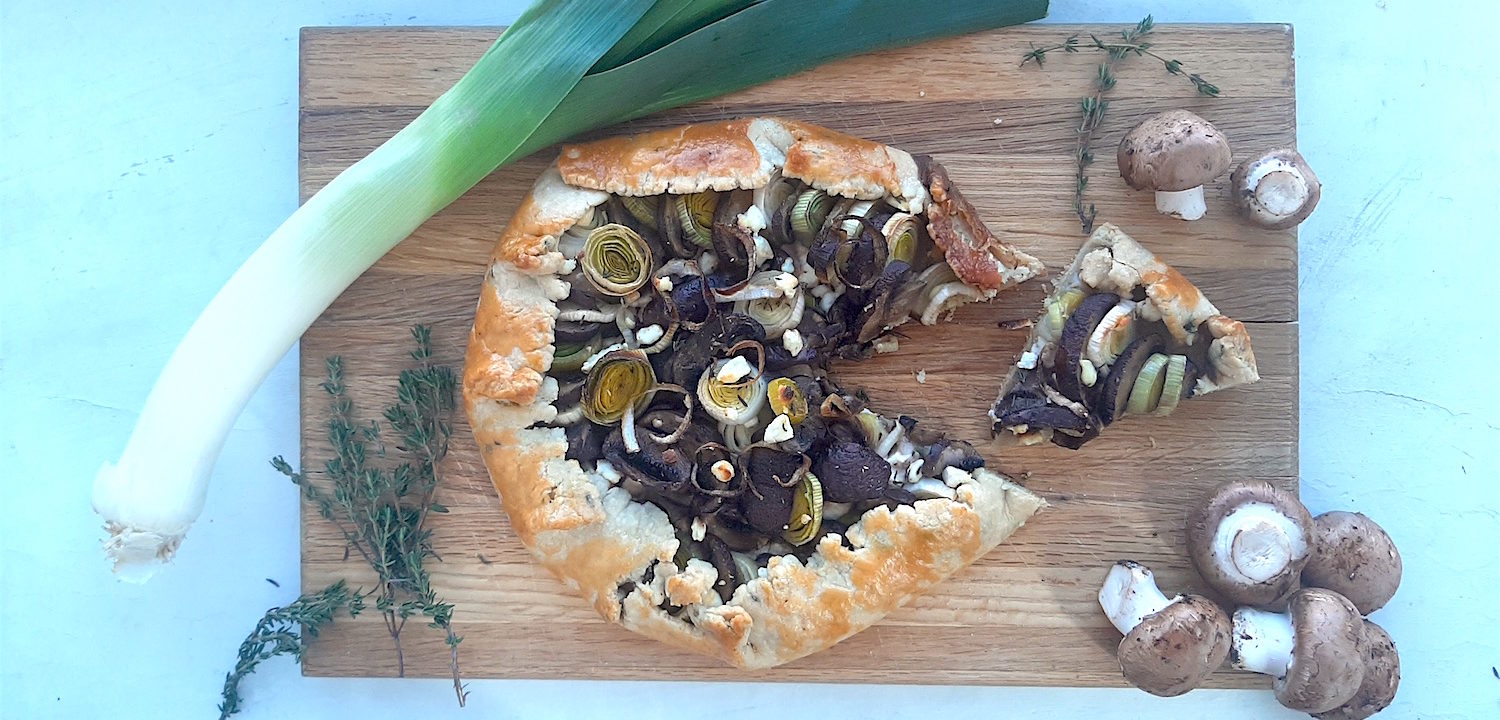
[1117, 109, 1233, 221]
[1313, 620, 1400, 720]
[813, 441, 891, 503]
[703, 533, 740, 602]
[738, 446, 806, 534]
[1301, 511, 1402, 615]
[710, 189, 754, 269]
[602, 420, 696, 495]
[666, 312, 763, 387]
[919, 437, 986, 476]
[565, 421, 609, 466]
[1052, 293, 1121, 403]
[1232, 148, 1322, 229]
[1098, 561, 1233, 697]
[1187, 480, 1314, 608]
[669, 274, 715, 325]
[855, 260, 915, 343]
[1231, 588, 1368, 714]
[1095, 334, 1165, 425]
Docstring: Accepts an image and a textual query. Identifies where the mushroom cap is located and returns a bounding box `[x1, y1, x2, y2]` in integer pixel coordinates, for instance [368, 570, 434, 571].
[1230, 148, 1322, 229]
[1312, 620, 1401, 720]
[1187, 480, 1314, 608]
[1117, 594, 1233, 696]
[1275, 588, 1368, 713]
[1117, 110, 1233, 192]
[1302, 511, 1403, 615]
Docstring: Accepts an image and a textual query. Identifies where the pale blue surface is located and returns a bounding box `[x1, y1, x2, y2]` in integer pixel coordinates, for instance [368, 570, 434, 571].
[2, 1, 1497, 718]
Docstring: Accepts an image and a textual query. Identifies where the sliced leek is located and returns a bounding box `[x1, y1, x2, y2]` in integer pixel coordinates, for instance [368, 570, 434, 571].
[582, 349, 657, 425]
[1038, 289, 1086, 342]
[738, 284, 804, 337]
[676, 192, 718, 249]
[920, 281, 985, 325]
[620, 195, 660, 229]
[783, 472, 824, 546]
[582, 223, 653, 297]
[767, 377, 808, 424]
[753, 169, 797, 227]
[1127, 353, 1170, 416]
[698, 356, 767, 425]
[881, 212, 919, 266]
[1154, 354, 1190, 416]
[1085, 300, 1138, 368]
[790, 189, 833, 244]
[552, 335, 602, 374]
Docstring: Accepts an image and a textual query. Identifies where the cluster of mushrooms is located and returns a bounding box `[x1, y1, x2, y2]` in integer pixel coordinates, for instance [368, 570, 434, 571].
[1118, 109, 1322, 228]
[549, 167, 989, 601]
[1099, 480, 1403, 718]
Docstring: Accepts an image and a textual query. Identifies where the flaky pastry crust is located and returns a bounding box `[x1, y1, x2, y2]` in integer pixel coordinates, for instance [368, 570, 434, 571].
[465, 118, 1044, 668]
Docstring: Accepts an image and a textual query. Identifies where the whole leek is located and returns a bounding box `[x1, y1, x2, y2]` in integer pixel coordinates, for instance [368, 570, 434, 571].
[94, 0, 1049, 580]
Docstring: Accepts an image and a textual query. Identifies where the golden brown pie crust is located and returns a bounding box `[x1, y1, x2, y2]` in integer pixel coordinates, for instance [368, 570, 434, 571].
[464, 118, 1045, 668]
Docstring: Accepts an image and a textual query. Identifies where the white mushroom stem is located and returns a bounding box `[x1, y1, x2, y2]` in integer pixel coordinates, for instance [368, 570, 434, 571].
[1230, 606, 1295, 678]
[1154, 187, 1208, 221]
[1099, 561, 1181, 635]
[1211, 502, 1309, 584]
[1243, 158, 1309, 218]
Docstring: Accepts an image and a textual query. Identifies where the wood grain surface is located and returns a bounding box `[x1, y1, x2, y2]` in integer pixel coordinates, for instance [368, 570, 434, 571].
[299, 24, 1297, 687]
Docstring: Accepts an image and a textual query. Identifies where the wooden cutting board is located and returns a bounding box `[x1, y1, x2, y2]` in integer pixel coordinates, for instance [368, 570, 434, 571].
[299, 24, 1296, 687]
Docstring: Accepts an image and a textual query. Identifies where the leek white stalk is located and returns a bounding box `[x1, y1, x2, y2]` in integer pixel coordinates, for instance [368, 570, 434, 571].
[92, 0, 657, 580]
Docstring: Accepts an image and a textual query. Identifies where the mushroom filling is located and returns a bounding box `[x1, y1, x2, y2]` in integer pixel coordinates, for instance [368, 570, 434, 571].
[990, 255, 1216, 449]
[546, 181, 988, 600]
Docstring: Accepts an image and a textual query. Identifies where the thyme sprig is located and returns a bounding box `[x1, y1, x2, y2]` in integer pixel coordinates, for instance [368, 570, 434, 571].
[1020, 16, 1221, 233]
[218, 581, 365, 720]
[220, 325, 466, 717]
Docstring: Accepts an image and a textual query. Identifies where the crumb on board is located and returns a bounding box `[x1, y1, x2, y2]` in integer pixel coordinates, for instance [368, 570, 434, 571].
[1149, 436, 1158, 449]
[915, 369, 927, 384]
[918, 90, 926, 97]
[993, 118, 1003, 125]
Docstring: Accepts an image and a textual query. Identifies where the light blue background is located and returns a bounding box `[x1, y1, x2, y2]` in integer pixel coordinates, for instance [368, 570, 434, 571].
[3, 1, 1497, 718]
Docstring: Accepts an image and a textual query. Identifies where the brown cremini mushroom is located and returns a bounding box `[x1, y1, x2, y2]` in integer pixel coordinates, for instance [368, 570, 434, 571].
[1302, 511, 1403, 615]
[1231, 148, 1322, 229]
[1117, 109, 1233, 220]
[1098, 561, 1233, 696]
[1313, 620, 1401, 720]
[1231, 588, 1368, 714]
[1188, 480, 1314, 608]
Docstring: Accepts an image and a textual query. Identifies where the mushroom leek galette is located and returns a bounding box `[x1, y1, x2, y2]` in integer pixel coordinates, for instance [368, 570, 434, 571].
[463, 118, 1046, 668]
[990, 223, 1260, 449]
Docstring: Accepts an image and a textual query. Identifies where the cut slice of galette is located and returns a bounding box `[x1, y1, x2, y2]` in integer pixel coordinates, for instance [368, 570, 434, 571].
[463, 118, 1046, 669]
[989, 223, 1260, 449]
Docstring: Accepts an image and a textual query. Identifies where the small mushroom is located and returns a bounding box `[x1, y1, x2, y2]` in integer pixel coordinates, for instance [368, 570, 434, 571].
[1301, 511, 1403, 615]
[1231, 148, 1321, 229]
[1230, 588, 1368, 714]
[1097, 561, 1233, 696]
[1187, 480, 1314, 608]
[1117, 109, 1233, 221]
[1313, 620, 1400, 720]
